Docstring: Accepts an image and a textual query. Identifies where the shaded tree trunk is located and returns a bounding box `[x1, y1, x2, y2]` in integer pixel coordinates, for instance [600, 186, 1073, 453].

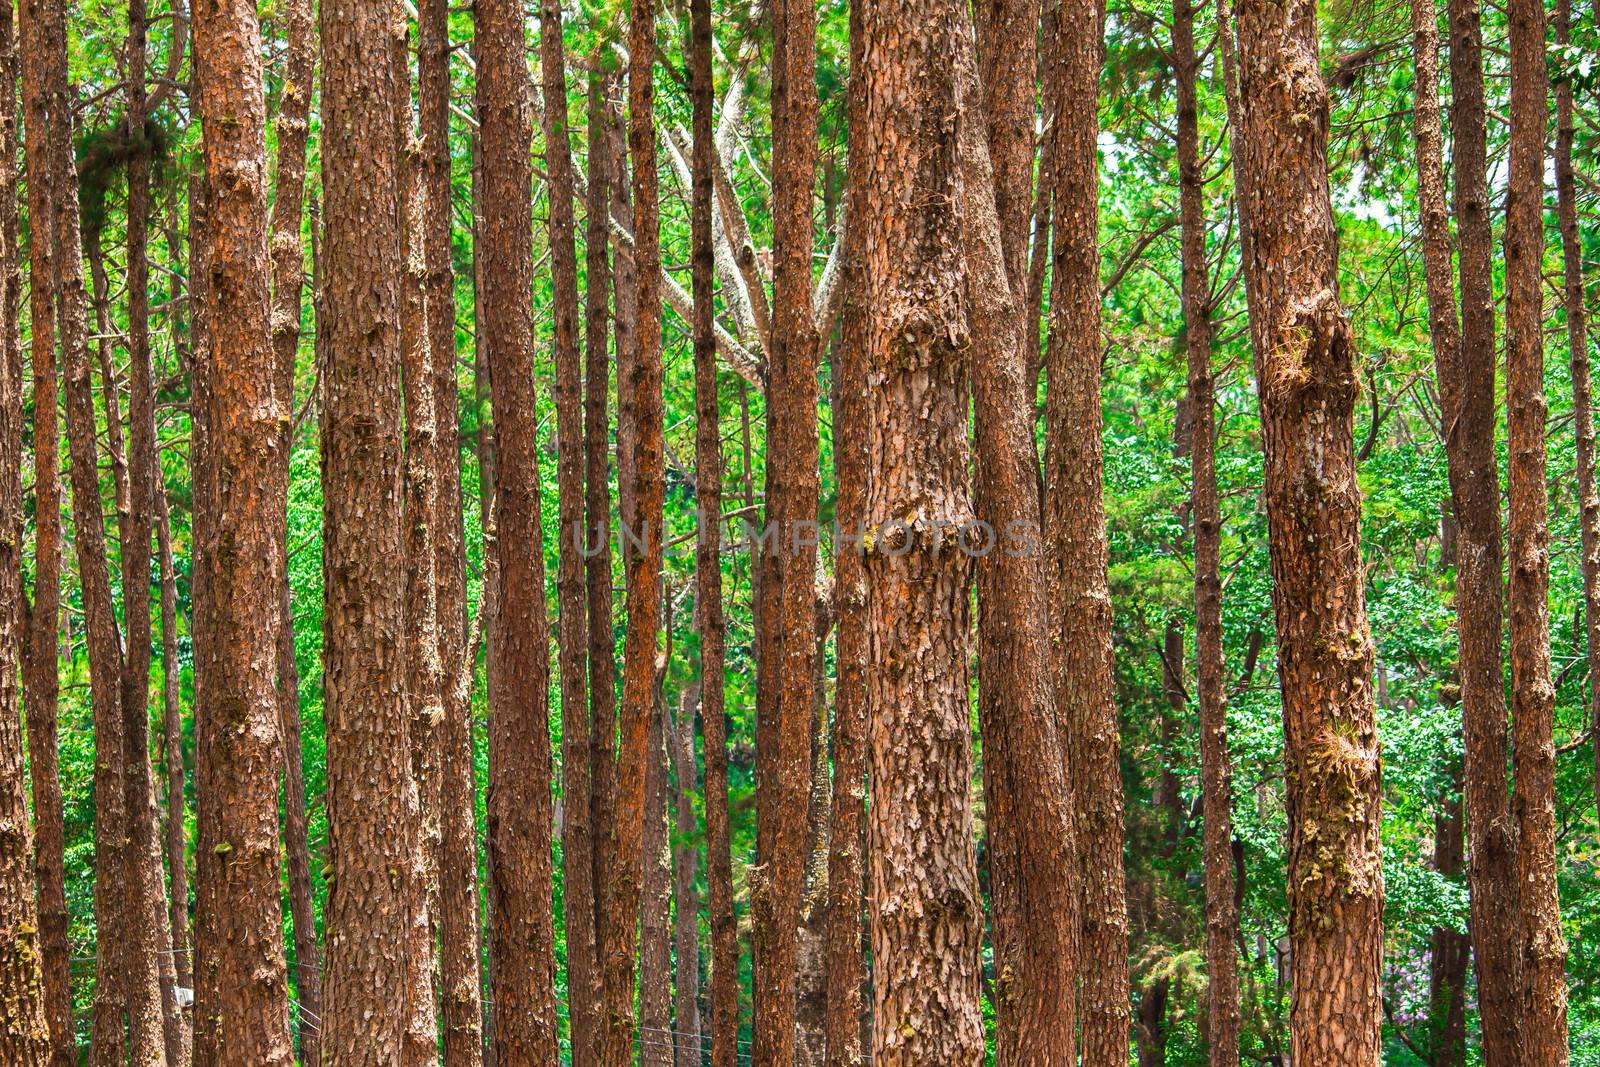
[854, 0, 986, 1059]
[1174, 0, 1239, 1058]
[672, 686, 703, 1067]
[642, 664, 674, 1067]
[1044, 0, 1130, 1059]
[1429, 768, 1468, 1067]
[155, 474, 193, 1066]
[1442, 0, 1524, 1052]
[477, 0, 561, 1050]
[15, 0, 72, 1054]
[1228, 0, 1383, 1058]
[1504, 0, 1568, 1055]
[188, 0, 297, 1054]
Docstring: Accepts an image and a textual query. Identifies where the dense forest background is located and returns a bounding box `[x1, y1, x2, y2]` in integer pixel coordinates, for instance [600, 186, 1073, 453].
[0, 0, 1597, 1060]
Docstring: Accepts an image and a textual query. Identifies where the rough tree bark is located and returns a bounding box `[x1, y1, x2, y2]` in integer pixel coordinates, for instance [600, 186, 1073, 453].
[960, 2, 1081, 1063]
[15, 0, 71, 1055]
[642, 665, 674, 1067]
[753, 0, 821, 1059]
[854, 0, 986, 1059]
[687, 5, 739, 1061]
[1505, 0, 1568, 1055]
[1407, 5, 1468, 1063]
[602, 1, 666, 1059]
[0, 0, 49, 1043]
[1228, 0, 1383, 1058]
[477, 0, 561, 1050]
[319, 0, 419, 1054]
[583, 57, 620, 1067]
[1044, 0, 1130, 1059]
[1175, 0, 1238, 1059]
[1443, 0, 1524, 1052]
[672, 687, 703, 1067]
[188, 0, 297, 1053]
[540, 7, 599, 1067]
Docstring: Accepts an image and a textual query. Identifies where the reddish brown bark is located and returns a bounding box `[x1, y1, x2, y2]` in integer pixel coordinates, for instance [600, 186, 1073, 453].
[854, 0, 986, 1059]
[188, 0, 297, 1053]
[1228, 0, 1383, 1056]
[601, 1, 666, 1059]
[1504, 0, 1568, 1055]
[15, 0, 70, 1054]
[477, 0, 560, 1050]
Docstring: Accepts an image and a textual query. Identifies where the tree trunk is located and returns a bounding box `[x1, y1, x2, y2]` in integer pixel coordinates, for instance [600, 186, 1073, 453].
[0, 0, 49, 1045]
[318, 0, 419, 1054]
[1228, 0, 1383, 1058]
[1428, 766, 1468, 1067]
[602, 2, 666, 1058]
[672, 687, 703, 1067]
[1044, 0, 1130, 1059]
[123, 3, 184, 1057]
[188, 0, 297, 1054]
[155, 476, 193, 1066]
[583, 55, 620, 1067]
[1442, 0, 1523, 1052]
[1174, 0, 1238, 1058]
[686, 7, 739, 1061]
[642, 667, 674, 1067]
[15, 0, 71, 1054]
[540, 9, 599, 1067]
[1505, 0, 1568, 1055]
[854, 0, 986, 1059]
[960, 4, 1081, 1063]
[477, 0, 561, 1050]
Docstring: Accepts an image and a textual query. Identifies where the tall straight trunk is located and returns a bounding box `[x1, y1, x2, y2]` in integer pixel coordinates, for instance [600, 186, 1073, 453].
[124, 6, 185, 1059]
[46, 2, 164, 1057]
[960, 2, 1081, 1064]
[1408, 8, 1468, 1066]
[753, 0, 821, 1055]
[1228, 0, 1383, 1058]
[1175, 0, 1238, 1060]
[155, 477, 193, 1065]
[393, 15, 445, 1064]
[642, 672, 674, 1067]
[264, 0, 321, 1056]
[1505, 0, 1567, 1056]
[795, 665, 831, 1067]
[420, 2, 482, 1062]
[1443, 0, 1523, 1053]
[582, 59, 619, 1067]
[1555, 0, 1599, 820]
[854, 0, 986, 1060]
[1044, 0, 1130, 1059]
[540, 9, 598, 1067]
[15, 0, 71, 1056]
[0, 0, 48, 1045]
[602, 2, 666, 1059]
[318, 0, 417, 1054]
[477, 0, 560, 1050]
[686, 8, 738, 1063]
[671, 687, 703, 1067]
[823, 16, 866, 1066]
[188, 0, 296, 1054]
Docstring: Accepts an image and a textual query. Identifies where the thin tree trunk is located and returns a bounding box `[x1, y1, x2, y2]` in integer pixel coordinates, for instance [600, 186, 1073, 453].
[602, 2, 666, 1058]
[583, 55, 619, 1067]
[686, 7, 738, 1061]
[1228, 0, 1383, 1057]
[959, 4, 1081, 1063]
[753, 0, 821, 1056]
[1442, 0, 1523, 1051]
[1175, 0, 1238, 1059]
[1044, 0, 1130, 1059]
[188, 0, 296, 1053]
[642, 663, 674, 1067]
[854, 0, 986, 1059]
[318, 0, 419, 1053]
[0, 0, 48, 1044]
[477, 0, 560, 1049]
[672, 686, 703, 1067]
[1429, 765, 1468, 1067]
[1555, 0, 1599, 827]
[1505, 0, 1568, 1054]
[16, 0, 71, 1053]
[540, 8, 598, 1067]
[155, 476, 193, 1065]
